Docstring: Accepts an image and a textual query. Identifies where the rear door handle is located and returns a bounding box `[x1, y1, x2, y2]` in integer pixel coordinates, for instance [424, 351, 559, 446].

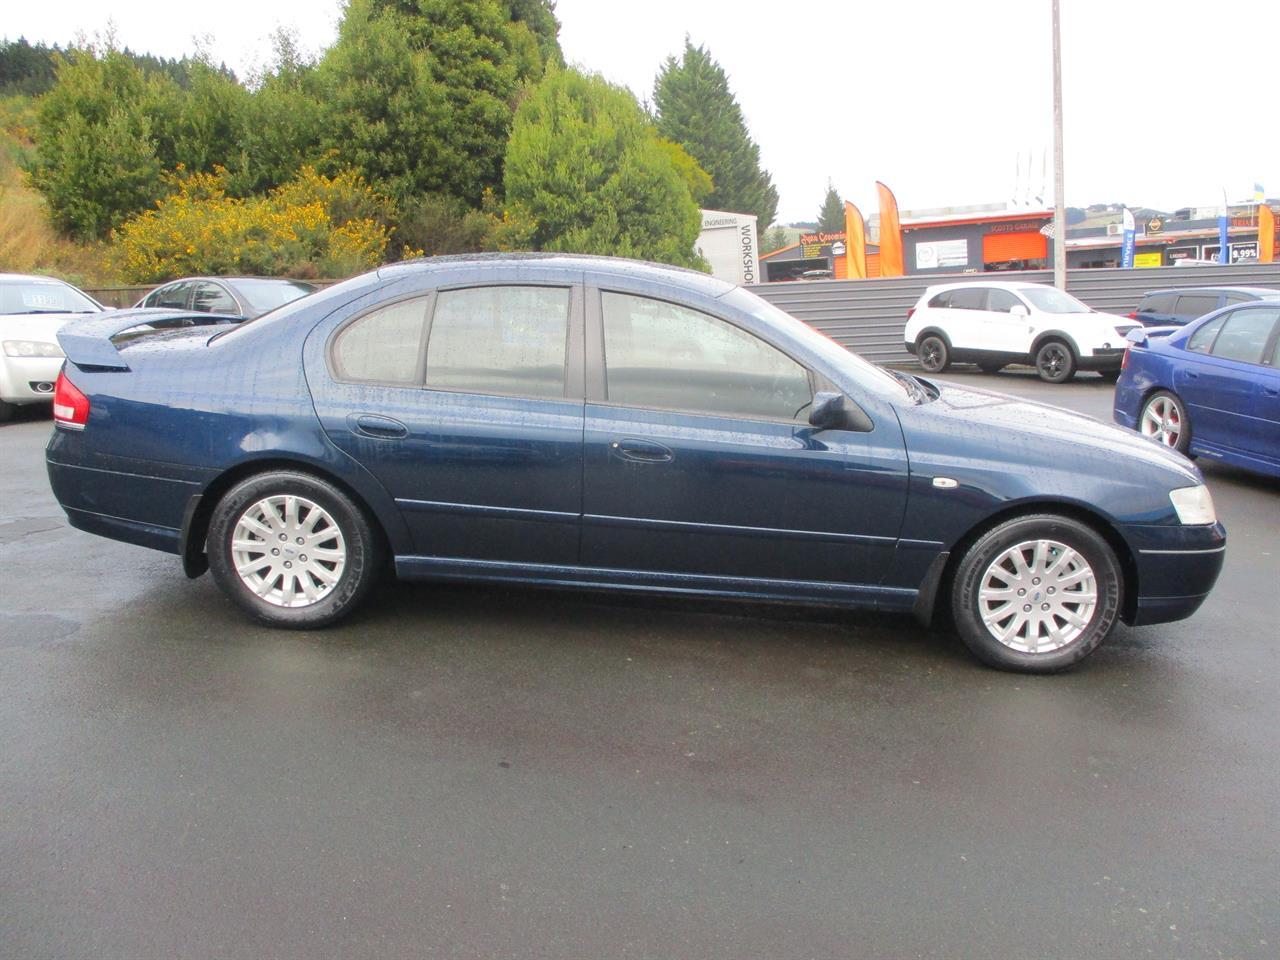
[612, 438, 674, 463]
[1184, 371, 1199, 380]
[1264, 387, 1280, 398]
[350, 414, 409, 439]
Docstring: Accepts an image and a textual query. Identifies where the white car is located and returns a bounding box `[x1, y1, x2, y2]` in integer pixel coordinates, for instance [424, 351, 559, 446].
[1, 274, 103, 420]
[903, 281, 1141, 383]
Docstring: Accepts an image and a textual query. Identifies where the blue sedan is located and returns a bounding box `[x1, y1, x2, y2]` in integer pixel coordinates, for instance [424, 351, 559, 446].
[1114, 301, 1280, 478]
[47, 255, 1225, 673]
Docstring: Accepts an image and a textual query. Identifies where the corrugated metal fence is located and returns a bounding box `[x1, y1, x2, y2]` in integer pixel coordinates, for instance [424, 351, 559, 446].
[87, 263, 1280, 364]
[752, 263, 1280, 365]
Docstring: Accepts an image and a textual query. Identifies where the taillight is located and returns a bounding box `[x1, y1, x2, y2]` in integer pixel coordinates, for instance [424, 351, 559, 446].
[1120, 347, 1130, 370]
[906, 307, 916, 320]
[1127, 311, 1138, 320]
[53, 369, 90, 430]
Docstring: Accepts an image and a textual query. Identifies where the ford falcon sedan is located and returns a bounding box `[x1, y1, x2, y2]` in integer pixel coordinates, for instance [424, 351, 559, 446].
[47, 254, 1225, 673]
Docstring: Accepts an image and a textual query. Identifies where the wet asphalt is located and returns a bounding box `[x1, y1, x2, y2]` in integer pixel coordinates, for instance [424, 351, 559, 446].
[1, 370, 1277, 959]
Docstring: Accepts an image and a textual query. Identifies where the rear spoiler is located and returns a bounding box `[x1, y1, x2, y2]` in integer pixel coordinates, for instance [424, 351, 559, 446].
[1125, 325, 1178, 348]
[57, 309, 244, 371]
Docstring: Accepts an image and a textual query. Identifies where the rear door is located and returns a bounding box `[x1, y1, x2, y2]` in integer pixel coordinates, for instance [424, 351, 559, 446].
[310, 281, 586, 564]
[983, 287, 1031, 354]
[1176, 306, 1279, 457]
[940, 286, 988, 351]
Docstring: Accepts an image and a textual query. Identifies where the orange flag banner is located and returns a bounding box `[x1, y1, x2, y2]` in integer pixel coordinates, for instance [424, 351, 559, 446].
[844, 201, 867, 279]
[1260, 204, 1276, 263]
[876, 181, 904, 277]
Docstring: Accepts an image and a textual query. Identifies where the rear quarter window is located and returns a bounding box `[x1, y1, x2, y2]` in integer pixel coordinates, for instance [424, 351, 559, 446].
[1138, 293, 1176, 314]
[927, 291, 951, 308]
[1185, 315, 1226, 354]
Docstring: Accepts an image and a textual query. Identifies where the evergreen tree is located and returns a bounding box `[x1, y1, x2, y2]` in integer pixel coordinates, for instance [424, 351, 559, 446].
[503, 68, 704, 268]
[653, 40, 778, 228]
[317, 0, 561, 206]
[817, 181, 843, 232]
[27, 48, 176, 238]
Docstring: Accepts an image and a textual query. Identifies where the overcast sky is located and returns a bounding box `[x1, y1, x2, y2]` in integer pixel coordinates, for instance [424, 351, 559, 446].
[7, 0, 1278, 222]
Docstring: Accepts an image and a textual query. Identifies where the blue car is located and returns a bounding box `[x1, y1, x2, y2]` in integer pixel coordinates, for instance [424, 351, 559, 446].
[1114, 300, 1280, 478]
[47, 255, 1225, 673]
[1129, 286, 1279, 328]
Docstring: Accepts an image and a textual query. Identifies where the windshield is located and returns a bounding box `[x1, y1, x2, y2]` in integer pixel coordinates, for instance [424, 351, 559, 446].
[720, 286, 915, 401]
[0, 279, 101, 316]
[228, 278, 317, 312]
[1019, 287, 1091, 314]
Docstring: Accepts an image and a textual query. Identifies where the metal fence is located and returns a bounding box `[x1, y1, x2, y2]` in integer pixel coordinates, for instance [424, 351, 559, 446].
[752, 262, 1280, 365]
[85, 263, 1280, 363]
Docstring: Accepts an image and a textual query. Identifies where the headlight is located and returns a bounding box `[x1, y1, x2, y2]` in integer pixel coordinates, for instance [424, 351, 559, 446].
[1169, 485, 1216, 525]
[3, 340, 64, 358]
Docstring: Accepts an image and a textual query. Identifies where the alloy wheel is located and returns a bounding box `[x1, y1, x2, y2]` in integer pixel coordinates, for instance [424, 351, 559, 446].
[977, 539, 1098, 653]
[231, 495, 347, 608]
[1140, 395, 1182, 448]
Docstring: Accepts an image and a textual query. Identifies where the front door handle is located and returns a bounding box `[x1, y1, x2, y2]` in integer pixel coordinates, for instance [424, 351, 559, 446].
[1184, 370, 1199, 380]
[350, 414, 409, 439]
[612, 438, 674, 463]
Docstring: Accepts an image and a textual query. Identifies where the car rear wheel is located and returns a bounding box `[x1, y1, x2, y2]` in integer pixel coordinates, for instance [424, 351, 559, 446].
[951, 514, 1122, 673]
[917, 335, 950, 373]
[1034, 340, 1076, 383]
[1139, 390, 1190, 454]
[208, 471, 381, 628]
[0, 399, 13, 422]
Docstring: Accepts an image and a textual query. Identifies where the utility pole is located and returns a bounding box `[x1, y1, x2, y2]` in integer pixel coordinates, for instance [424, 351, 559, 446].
[1052, 0, 1067, 290]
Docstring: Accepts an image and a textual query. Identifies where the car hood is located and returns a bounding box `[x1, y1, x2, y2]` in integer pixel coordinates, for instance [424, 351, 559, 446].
[901, 378, 1200, 486]
[0, 312, 92, 343]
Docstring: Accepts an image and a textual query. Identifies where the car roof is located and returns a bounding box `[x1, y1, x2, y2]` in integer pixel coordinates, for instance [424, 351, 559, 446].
[379, 252, 736, 297]
[0, 272, 83, 285]
[922, 280, 1054, 294]
[1139, 286, 1279, 297]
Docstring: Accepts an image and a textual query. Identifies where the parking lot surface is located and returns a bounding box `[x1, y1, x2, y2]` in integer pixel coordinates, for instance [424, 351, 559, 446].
[2, 370, 1277, 959]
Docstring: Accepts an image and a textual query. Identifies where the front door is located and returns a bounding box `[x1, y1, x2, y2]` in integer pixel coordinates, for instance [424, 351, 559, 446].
[580, 289, 908, 591]
[310, 283, 585, 564]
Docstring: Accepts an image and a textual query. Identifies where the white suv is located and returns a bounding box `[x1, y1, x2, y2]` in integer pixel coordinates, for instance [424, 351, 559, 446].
[903, 281, 1140, 383]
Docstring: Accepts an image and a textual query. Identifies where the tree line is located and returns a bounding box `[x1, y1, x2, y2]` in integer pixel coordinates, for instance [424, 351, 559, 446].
[3, 2, 781, 280]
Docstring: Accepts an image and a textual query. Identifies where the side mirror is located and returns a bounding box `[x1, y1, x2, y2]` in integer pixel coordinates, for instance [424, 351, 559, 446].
[809, 391, 845, 428]
[1009, 304, 1029, 317]
[809, 390, 875, 432]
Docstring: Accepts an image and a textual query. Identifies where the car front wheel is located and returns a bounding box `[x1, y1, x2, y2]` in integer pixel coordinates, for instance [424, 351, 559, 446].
[208, 471, 382, 628]
[1138, 390, 1190, 454]
[950, 514, 1122, 672]
[1034, 340, 1076, 383]
[917, 335, 950, 373]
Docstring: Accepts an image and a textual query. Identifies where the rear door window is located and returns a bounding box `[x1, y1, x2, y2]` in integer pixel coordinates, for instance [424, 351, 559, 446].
[332, 297, 430, 385]
[601, 292, 812, 422]
[192, 282, 238, 314]
[1174, 294, 1220, 319]
[987, 289, 1023, 313]
[152, 282, 192, 309]
[425, 286, 569, 399]
[1209, 308, 1279, 365]
[947, 288, 987, 311]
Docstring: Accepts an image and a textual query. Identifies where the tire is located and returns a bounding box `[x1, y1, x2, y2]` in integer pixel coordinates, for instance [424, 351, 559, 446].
[0, 399, 14, 423]
[917, 334, 950, 373]
[1034, 339, 1076, 383]
[1097, 369, 1120, 383]
[977, 361, 1005, 374]
[207, 470, 382, 628]
[1138, 389, 1191, 454]
[950, 514, 1122, 673]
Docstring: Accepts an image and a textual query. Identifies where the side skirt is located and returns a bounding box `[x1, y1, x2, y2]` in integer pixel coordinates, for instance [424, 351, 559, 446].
[394, 555, 917, 612]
